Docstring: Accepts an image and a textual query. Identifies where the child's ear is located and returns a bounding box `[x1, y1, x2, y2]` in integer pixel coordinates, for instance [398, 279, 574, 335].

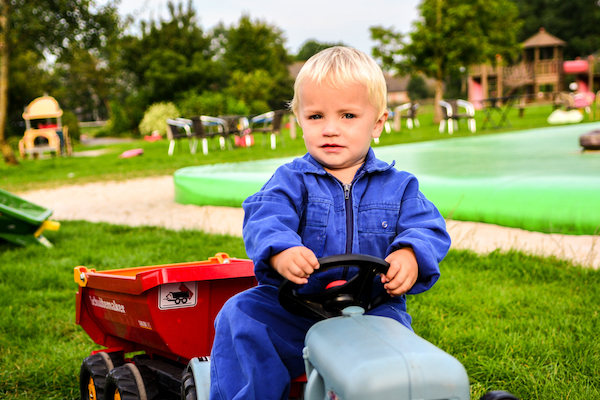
[372, 110, 389, 138]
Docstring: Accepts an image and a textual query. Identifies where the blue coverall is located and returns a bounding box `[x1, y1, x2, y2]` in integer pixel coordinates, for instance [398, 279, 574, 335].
[210, 148, 451, 399]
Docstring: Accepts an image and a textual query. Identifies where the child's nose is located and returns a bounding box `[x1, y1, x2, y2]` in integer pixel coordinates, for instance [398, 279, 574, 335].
[322, 120, 340, 136]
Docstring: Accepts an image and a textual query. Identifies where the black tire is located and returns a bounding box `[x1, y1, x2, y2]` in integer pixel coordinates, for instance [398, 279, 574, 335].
[104, 363, 159, 400]
[80, 351, 124, 400]
[180, 367, 197, 400]
[480, 390, 519, 400]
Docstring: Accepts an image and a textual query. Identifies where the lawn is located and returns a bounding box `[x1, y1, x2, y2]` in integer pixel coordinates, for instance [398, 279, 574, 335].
[0, 222, 598, 399]
[1, 103, 566, 193]
[1, 103, 599, 399]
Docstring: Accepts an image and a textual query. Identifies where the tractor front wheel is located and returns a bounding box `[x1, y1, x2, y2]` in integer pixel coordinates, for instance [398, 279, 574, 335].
[180, 366, 197, 400]
[480, 390, 519, 400]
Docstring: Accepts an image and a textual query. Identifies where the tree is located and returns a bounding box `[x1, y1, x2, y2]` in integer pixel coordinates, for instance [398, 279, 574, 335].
[295, 39, 347, 61]
[217, 15, 293, 110]
[371, 0, 521, 123]
[513, 0, 600, 59]
[115, 1, 220, 132]
[0, 0, 121, 164]
[407, 75, 433, 100]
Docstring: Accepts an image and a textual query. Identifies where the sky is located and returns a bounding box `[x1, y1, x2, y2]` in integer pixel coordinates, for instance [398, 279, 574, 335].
[109, 0, 421, 55]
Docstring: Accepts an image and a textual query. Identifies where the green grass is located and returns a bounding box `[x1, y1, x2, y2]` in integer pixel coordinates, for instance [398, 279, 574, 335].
[0, 222, 598, 399]
[412, 250, 600, 399]
[0, 221, 246, 400]
[0, 103, 566, 193]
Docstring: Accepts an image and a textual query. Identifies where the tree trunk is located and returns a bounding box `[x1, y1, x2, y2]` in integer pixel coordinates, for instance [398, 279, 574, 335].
[433, 78, 444, 124]
[0, 1, 18, 165]
[432, 0, 444, 125]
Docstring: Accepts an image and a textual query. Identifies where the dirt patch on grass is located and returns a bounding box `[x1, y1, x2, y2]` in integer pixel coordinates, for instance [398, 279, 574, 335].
[20, 175, 599, 269]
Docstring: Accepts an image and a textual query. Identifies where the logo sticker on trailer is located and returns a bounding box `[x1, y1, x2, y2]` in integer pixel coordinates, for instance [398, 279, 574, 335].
[159, 282, 197, 310]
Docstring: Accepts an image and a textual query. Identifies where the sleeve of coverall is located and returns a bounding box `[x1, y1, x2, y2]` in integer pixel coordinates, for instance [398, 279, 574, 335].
[242, 167, 306, 282]
[388, 175, 451, 295]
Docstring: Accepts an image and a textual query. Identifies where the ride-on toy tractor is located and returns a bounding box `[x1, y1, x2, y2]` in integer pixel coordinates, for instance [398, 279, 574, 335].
[75, 253, 517, 400]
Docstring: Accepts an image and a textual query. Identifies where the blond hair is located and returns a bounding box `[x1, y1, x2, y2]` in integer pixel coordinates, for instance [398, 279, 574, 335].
[290, 46, 387, 118]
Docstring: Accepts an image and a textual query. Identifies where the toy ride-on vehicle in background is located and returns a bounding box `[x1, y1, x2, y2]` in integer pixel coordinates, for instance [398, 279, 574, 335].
[75, 253, 518, 400]
[0, 188, 60, 247]
[19, 95, 72, 159]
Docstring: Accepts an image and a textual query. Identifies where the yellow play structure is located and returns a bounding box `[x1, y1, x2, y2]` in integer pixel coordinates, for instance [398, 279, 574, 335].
[18, 95, 72, 158]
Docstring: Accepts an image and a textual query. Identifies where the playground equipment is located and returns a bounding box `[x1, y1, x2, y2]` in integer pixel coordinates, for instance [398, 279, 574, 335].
[580, 129, 600, 151]
[0, 188, 60, 247]
[19, 95, 72, 158]
[75, 253, 518, 400]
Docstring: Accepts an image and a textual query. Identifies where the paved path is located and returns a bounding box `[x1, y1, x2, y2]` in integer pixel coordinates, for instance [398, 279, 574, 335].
[20, 175, 600, 269]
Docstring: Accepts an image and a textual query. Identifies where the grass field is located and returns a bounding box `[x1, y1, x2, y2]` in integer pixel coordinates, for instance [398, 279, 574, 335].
[1, 103, 599, 399]
[0, 222, 598, 399]
[1, 103, 567, 193]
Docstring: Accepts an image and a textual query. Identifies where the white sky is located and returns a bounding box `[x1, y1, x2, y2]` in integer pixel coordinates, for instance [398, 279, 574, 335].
[108, 0, 421, 55]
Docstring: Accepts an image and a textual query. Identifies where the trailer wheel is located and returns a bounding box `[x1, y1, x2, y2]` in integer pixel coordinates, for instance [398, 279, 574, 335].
[80, 352, 124, 400]
[104, 363, 159, 400]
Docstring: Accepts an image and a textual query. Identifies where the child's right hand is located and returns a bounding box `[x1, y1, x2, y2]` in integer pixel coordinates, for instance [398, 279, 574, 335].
[270, 246, 319, 285]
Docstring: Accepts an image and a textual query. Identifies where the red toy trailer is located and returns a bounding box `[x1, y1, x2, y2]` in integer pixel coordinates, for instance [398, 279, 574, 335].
[75, 253, 256, 400]
[76, 252, 517, 400]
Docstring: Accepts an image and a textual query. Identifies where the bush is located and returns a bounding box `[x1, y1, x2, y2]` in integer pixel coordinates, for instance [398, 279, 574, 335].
[177, 91, 249, 117]
[61, 110, 81, 142]
[138, 102, 180, 136]
[105, 99, 138, 137]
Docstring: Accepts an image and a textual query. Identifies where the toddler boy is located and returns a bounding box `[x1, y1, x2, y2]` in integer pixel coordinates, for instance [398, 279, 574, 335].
[210, 46, 451, 400]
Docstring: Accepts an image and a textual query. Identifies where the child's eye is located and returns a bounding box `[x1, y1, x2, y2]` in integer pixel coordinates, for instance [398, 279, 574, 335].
[342, 113, 356, 119]
[308, 114, 322, 120]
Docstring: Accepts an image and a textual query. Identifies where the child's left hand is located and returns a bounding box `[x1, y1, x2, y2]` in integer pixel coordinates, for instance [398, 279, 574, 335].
[381, 248, 418, 296]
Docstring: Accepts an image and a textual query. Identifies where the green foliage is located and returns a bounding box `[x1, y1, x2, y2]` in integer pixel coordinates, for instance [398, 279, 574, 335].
[407, 75, 433, 100]
[225, 69, 274, 114]
[513, 0, 600, 60]
[369, 26, 405, 75]
[138, 102, 180, 136]
[177, 91, 249, 117]
[118, 2, 218, 107]
[219, 14, 293, 110]
[61, 110, 80, 142]
[295, 39, 347, 61]
[4, 0, 122, 137]
[5, 51, 53, 138]
[371, 0, 522, 120]
[106, 99, 133, 137]
[406, 0, 522, 75]
[52, 46, 115, 122]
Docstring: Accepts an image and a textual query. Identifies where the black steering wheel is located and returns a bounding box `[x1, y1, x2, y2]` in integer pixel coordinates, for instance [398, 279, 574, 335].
[278, 254, 390, 320]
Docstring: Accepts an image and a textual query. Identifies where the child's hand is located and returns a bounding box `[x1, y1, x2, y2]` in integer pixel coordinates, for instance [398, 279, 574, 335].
[382, 248, 418, 296]
[270, 246, 320, 285]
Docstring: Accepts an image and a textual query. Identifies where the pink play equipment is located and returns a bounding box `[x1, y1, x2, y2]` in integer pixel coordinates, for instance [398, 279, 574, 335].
[18, 95, 72, 159]
[563, 59, 596, 112]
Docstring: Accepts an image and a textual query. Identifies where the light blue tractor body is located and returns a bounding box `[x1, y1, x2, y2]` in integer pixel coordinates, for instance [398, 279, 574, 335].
[302, 306, 470, 400]
[190, 306, 470, 400]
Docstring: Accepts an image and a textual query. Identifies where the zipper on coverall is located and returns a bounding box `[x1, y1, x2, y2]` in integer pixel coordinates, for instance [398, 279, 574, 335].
[343, 183, 353, 278]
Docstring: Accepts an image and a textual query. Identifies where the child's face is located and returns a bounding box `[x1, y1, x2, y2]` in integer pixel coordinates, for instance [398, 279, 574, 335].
[297, 79, 387, 183]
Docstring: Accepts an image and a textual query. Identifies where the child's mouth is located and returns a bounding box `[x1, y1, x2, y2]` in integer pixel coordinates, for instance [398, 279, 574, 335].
[322, 143, 342, 149]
